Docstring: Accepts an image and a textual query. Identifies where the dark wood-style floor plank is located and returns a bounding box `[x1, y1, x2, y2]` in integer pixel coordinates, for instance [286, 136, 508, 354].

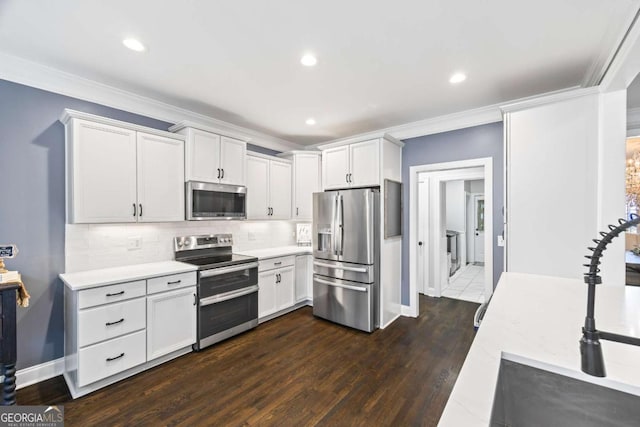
[17, 295, 478, 426]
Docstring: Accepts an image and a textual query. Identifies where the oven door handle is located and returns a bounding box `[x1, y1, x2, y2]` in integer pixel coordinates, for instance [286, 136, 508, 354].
[199, 262, 259, 278]
[199, 285, 259, 306]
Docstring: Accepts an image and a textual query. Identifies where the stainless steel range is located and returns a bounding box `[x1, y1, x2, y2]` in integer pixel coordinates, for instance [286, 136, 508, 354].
[174, 234, 258, 350]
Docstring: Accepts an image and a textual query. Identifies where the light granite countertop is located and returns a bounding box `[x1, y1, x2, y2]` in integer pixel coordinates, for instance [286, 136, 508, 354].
[60, 261, 197, 290]
[439, 272, 640, 426]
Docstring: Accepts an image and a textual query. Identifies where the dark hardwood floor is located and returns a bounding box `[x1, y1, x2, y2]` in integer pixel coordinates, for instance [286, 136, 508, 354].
[18, 296, 478, 426]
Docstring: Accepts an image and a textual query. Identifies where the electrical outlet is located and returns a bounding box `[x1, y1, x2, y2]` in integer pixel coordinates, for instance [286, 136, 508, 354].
[127, 236, 142, 250]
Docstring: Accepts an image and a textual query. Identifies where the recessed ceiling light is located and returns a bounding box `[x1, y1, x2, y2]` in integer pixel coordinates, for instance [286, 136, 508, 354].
[305, 118, 316, 126]
[300, 54, 317, 67]
[449, 72, 467, 84]
[123, 38, 146, 52]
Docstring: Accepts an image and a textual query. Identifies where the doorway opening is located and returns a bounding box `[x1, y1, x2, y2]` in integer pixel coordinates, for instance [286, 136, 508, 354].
[408, 158, 493, 316]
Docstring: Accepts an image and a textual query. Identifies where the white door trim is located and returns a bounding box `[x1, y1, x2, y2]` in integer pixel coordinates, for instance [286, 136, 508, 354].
[408, 157, 493, 317]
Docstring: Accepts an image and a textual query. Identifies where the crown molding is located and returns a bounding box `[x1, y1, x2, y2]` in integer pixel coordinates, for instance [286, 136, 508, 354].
[315, 104, 502, 149]
[60, 109, 185, 141]
[499, 86, 598, 113]
[581, 3, 639, 87]
[600, 6, 640, 92]
[0, 52, 302, 152]
[246, 150, 292, 163]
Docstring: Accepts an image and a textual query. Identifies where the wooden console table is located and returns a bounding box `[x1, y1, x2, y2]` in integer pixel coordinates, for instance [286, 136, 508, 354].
[0, 283, 19, 405]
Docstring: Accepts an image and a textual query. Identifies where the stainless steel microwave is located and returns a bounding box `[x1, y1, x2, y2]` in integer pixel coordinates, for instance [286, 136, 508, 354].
[186, 181, 247, 220]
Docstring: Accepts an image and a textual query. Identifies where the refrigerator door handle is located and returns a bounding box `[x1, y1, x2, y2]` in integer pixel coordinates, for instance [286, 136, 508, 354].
[313, 261, 367, 273]
[314, 277, 367, 292]
[336, 194, 344, 255]
[331, 194, 338, 255]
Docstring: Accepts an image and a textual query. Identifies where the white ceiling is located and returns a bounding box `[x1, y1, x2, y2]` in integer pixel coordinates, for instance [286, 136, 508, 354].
[0, 0, 638, 145]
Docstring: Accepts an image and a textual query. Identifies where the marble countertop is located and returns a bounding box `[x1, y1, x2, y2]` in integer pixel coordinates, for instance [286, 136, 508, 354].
[60, 261, 197, 291]
[439, 272, 640, 426]
[237, 245, 312, 259]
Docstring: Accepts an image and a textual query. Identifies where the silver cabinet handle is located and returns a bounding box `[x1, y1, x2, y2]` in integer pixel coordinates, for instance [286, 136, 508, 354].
[200, 285, 259, 306]
[199, 262, 259, 278]
[313, 261, 367, 273]
[314, 277, 367, 292]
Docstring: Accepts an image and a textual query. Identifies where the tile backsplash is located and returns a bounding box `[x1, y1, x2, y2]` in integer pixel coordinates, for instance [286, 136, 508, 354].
[65, 221, 298, 272]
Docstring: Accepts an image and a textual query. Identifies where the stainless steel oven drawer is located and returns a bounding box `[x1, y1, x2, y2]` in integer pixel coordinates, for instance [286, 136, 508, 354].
[312, 259, 374, 283]
[312, 275, 375, 332]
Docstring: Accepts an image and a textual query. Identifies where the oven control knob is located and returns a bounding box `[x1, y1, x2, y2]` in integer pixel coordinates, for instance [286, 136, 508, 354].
[184, 238, 192, 246]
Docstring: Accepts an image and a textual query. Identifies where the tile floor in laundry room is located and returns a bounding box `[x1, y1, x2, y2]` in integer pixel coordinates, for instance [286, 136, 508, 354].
[442, 263, 485, 303]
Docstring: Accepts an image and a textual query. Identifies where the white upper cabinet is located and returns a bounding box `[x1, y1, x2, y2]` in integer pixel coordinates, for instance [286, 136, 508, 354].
[322, 139, 379, 190]
[246, 155, 270, 219]
[182, 128, 246, 185]
[185, 129, 220, 183]
[62, 111, 186, 224]
[323, 146, 350, 189]
[279, 152, 321, 220]
[349, 139, 380, 187]
[219, 136, 246, 185]
[136, 132, 185, 222]
[246, 153, 291, 220]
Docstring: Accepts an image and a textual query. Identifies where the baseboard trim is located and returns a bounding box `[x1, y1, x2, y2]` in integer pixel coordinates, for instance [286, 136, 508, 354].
[401, 304, 418, 318]
[9, 358, 65, 390]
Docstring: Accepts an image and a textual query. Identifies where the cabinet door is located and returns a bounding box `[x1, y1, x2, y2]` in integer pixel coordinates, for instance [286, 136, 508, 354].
[269, 161, 292, 220]
[295, 256, 309, 302]
[146, 286, 197, 360]
[276, 266, 295, 310]
[220, 136, 246, 186]
[246, 156, 270, 219]
[258, 270, 277, 318]
[185, 129, 220, 183]
[294, 155, 321, 220]
[70, 119, 137, 223]
[137, 132, 185, 222]
[350, 139, 379, 187]
[322, 146, 350, 190]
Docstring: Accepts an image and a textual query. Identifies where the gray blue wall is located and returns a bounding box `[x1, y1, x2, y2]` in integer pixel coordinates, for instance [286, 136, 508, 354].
[401, 122, 504, 305]
[0, 79, 172, 370]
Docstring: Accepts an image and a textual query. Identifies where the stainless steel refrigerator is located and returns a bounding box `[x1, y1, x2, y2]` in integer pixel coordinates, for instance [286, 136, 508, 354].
[312, 188, 379, 332]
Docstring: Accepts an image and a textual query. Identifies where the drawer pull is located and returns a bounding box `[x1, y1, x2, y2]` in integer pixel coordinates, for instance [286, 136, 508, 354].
[105, 318, 125, 326]
[106, 352, 125, 362]
[167, 280, 182, 285]
[106, 291, 125, 297]
[274, 262, 282, 266]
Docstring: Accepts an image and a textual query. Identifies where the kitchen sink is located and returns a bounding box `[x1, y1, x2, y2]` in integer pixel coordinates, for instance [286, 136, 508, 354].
[490, 355, 640, 427]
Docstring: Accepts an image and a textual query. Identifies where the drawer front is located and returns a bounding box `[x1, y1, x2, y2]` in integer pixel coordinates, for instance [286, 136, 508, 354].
[258, 256, 295, 272]
[78, 297, 146, 348]
[78, 280, 146, 309]
[77, 330, 146, 387]
[147, 271, 197, 295]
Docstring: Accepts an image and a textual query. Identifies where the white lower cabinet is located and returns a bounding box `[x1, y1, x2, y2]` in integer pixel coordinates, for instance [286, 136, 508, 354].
[295, 255, 313, 303]
[258, 256, 295, 318]
[146, 286, 197, 360]
[77, 330, 146, 387]
[63, 268, 198, 398]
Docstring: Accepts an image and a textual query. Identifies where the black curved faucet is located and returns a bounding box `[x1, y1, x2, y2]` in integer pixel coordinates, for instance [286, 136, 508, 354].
[581, 214, 640, 377]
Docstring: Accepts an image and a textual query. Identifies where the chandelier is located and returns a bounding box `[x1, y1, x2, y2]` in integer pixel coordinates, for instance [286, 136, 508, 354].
[626, 151, 640, 207]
